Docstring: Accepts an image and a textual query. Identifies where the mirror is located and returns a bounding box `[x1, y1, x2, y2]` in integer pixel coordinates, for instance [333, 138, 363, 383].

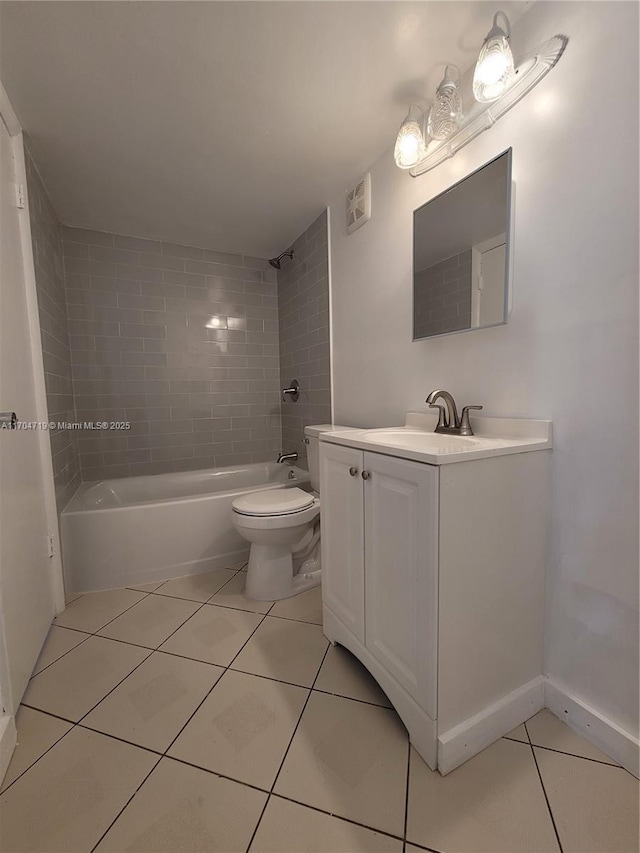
[413, 149, 512, 340]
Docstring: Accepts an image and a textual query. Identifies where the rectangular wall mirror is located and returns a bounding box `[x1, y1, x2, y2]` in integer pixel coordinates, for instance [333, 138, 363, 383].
[413, 149, 512, 341]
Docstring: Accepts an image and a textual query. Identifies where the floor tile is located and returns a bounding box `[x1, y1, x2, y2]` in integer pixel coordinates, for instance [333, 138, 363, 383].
[505, 723, 529, 743]
[98, 594, 200, 648]
[65, 591, 83, 605]
[250, 795, 403, 852]
[169, 669, 307, 789]
[232, 616, 328, 687]
[406, 739, 560, 853]
[32, 625, 90, 675]
[95, 756, 267, 853]
[535, 747, 639, 852]
[160, 604, 263, 665]
[314, 644, 391, 707]
[269, 585, 322, 625]
[155, 568, 238, 602]
[275, 691, 408, 837]
[83, 651, 223, 752]
[126, 579, 167, 592]
[208, 572, 274, 614]
[54, 588, 146, 633]
[22, 636, 150, 722]
[526, 709, 618, 765]
[0, 707, 72, 793]
[0, 727, 157, 853]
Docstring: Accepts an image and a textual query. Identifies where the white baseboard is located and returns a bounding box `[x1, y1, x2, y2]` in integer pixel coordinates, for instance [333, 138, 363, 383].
[437, 677, 546, 775]
[0, 714, 17, 786]
[545, 678, 639, 779]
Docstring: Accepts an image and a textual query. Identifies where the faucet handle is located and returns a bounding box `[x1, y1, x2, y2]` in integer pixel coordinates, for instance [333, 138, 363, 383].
[459, 405, 483, 435]
[427, 402, 448, 429]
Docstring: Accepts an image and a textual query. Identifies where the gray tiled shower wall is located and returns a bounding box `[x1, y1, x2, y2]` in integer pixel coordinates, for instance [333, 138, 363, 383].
[62, 228, 282, 481]
[414, 249, 472, 339]
[25, 150, 81, 512]
[278, 211, 331, 465]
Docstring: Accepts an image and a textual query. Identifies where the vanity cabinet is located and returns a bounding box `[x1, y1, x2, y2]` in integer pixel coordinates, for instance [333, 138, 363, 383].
[320, 424, 551, 775]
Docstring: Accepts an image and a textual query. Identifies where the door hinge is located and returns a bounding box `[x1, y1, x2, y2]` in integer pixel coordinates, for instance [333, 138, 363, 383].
[15, 183, 25, 209]
[47, 533, 55, 558]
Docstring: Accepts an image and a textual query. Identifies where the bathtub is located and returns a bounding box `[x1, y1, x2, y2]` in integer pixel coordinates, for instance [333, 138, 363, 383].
[60, 462, 310, 593]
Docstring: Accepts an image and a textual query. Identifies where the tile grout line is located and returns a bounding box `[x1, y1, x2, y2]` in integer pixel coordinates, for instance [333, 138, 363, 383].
[244, 642, 331, 852]
[268, 791, 412, 847]
[86, 575, 271, 852]
[2, 592, 167, 793]
[525, 721, 565, 853]
[77, 589, 256, 728]
[0, 718, 74, 797]
[11, 579, 248, 797]
[32, 590, 157, 677]
[11, 580, 442, 851]
[83, 604, 276, 848]
[130, 586, 322, 628]
[89, 754, 163, 853]
[6, 577, 373, 847]
[402, 738, 411, 853]
[161, 609, 270, 757]
[523, 741, 622, 769]
[29, 629, 94, 677]
[54, 588, 154, 637]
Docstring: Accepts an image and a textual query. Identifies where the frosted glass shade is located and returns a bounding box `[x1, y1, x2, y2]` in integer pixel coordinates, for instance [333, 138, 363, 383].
[428, 65, 463, 141]
[394, 106, 427, 169]
[473, 14, 515, 103]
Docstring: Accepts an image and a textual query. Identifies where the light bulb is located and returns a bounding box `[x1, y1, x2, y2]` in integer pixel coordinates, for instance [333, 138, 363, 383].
[428, 65, 462, 141]
[473, 11, 515, 103]
[394, 105, 427, 169]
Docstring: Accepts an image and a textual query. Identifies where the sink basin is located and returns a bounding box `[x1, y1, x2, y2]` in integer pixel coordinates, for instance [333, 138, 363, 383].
[360, 429, 480, 452]
[321, 414, 553, 465]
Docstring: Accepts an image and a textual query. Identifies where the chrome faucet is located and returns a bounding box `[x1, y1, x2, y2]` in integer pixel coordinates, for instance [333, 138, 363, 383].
[425, 389, 483, 436]
[277, 452, 298, 464]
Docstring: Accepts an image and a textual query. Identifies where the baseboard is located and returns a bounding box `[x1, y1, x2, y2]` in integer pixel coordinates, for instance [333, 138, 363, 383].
[545, 678, 639, 779]
[0, 714, 17, 786]
[437, 676, 546, 775]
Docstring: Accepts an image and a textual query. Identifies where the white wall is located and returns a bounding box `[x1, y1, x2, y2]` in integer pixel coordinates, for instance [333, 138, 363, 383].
[328, 1, 639, 737]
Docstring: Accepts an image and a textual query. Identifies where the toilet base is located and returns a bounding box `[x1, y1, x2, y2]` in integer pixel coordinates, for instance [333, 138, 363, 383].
[245, 544, 321, 601]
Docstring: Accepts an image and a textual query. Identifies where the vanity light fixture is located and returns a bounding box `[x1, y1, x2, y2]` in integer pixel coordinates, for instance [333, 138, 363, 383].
[392, 9, 567, 177]
[473, 11, 515, 103]
[393, 104, 428, 169]
[427, 65, 463, 141]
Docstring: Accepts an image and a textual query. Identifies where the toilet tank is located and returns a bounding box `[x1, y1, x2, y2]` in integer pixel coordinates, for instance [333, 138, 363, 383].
[304, 424, 348, 492]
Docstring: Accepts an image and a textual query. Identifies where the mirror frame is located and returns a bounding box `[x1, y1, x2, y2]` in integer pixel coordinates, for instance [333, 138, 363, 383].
[412, 148, 513, 342]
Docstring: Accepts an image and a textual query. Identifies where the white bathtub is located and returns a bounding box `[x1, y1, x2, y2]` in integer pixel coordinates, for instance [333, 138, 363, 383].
[60, 462, 310, 593]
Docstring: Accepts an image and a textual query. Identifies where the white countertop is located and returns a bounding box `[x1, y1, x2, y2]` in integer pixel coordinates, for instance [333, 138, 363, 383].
[320, 412, 552, 466]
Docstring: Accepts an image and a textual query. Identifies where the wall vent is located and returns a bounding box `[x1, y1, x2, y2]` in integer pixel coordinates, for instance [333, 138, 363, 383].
[346, 173, 371, 235]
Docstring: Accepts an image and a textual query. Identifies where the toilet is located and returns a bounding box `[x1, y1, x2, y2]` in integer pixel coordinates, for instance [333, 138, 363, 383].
[231, 424, 342, 601]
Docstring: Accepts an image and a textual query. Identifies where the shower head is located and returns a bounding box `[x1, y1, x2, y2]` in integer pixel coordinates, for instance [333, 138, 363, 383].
[268, 249, 294, 269]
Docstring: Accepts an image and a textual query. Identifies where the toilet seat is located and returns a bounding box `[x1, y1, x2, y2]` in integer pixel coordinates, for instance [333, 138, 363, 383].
[232, 487, 315, 517]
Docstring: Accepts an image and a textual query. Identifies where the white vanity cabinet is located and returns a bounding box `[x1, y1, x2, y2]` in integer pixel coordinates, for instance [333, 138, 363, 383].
[320, 416, 551, 775]
[321, 444, 439, 717]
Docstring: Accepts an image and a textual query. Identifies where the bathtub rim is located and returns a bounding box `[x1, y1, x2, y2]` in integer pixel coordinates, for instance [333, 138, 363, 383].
[62, 465, 311, 515]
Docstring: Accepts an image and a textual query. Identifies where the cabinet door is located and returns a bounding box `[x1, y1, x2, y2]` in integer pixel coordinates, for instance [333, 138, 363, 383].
[363, 452, 438, 717]
[320, 442, 365, 642]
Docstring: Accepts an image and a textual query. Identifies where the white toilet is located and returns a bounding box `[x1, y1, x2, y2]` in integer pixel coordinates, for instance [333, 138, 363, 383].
[231, 424, 341, 601]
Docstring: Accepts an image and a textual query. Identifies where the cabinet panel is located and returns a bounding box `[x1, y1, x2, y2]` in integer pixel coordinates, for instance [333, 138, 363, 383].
[364, 452, 438, 717]
[320, 443, 365, 642]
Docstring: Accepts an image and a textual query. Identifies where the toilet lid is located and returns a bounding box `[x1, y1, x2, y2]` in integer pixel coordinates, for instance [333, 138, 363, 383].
[232, 488, 315, 517]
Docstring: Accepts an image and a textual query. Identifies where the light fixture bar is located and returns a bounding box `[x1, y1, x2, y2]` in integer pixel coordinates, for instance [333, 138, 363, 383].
[410, 35, 567, 178]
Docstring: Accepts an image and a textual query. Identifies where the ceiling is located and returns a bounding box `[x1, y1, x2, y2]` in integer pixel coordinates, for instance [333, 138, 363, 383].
[0, 1, 530, 257]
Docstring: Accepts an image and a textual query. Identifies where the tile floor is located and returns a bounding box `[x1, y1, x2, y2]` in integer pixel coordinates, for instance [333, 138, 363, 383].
[1, 565, 638, 853]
